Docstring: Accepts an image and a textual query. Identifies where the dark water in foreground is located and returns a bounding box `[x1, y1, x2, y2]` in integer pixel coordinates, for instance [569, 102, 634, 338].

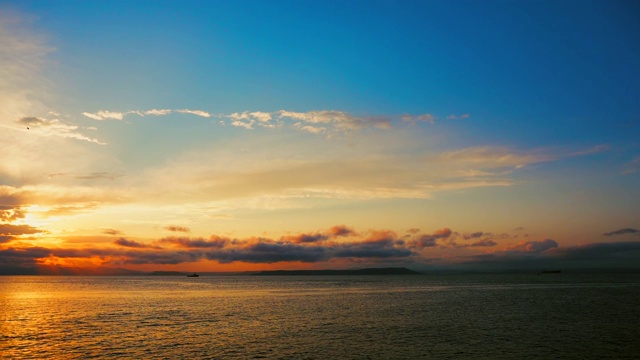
[1, 274, 639, 359]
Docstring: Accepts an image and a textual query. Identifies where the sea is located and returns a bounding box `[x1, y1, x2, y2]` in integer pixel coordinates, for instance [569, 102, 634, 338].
[1, 273, 639, 359]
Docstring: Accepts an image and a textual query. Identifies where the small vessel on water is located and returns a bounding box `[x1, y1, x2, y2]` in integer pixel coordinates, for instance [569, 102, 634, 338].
[187, 273, 199, 277]
[537, 270, 561, 275]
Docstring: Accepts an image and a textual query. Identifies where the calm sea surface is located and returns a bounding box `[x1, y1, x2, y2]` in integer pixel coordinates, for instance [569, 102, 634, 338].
[1, 274, 639, 359]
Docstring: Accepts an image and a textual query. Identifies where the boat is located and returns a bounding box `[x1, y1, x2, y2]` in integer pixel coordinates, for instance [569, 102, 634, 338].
[187, 273, 199, 277]
[537, 270, 561, 275]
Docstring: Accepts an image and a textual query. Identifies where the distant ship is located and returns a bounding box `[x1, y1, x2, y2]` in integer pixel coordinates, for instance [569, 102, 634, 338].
[537, 270, 561, 275]
[187, 273, 199, 277]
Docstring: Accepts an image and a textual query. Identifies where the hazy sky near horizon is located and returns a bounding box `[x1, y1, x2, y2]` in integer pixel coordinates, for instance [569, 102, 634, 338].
[1, 0, 639, 273]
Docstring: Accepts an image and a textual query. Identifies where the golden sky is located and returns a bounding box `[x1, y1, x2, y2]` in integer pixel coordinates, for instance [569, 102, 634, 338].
[1, 2, 639, 273]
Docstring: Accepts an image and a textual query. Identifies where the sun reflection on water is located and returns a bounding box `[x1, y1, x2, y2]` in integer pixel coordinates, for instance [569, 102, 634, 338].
[1, 275, 639, 359]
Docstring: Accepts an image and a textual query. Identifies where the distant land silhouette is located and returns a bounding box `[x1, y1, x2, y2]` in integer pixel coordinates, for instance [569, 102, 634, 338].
[254, 267, 422, 276]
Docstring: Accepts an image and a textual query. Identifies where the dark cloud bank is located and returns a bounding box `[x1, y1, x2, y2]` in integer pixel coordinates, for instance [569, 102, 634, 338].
[1, 225, 640, 274]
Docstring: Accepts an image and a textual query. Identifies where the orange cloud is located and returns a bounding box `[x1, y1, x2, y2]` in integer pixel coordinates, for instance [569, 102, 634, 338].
[159, 236, 227, 249]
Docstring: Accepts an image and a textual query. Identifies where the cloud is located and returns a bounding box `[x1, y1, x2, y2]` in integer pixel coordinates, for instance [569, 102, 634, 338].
[442, 231, 502, 248]
[464, 231, 484, 239]
[82, 108, 212, 121]
[603, 228, 639, 236]
[0, 247, 51, 267]
[176, 109, 211, 118]
[331, 238, 412, 258]
[328, 225, 355, 237]
[0, 226, 409, 270]
[17, 116, 48, 126]
[447, 114, 470, 120]
[293, 123, 326, 134]
[437, 145, 608, 171]
[119, 250, 204, 265]
[410, 234, 438, 248]
[552, 241, 640, 261]
[465, 239, 497, 247]
[160, 236, 227, 249]
[282, 225, 356, 244]
[48, 172, 120, 180]
[0, 184, 129, 219]
[164, 225, 190, 233]
[73, 107, 478, 138]
[16, 116, 105, 144]
[282, 233, 329, 244]
[229, 111, 272, 123]
[231, 120, 254, 129]
[409, 228, 453, 248]
[2, 223, 640, 273]
[0, 223, 42, 236]
[82, 111, 126, 121]
[0, 235, 13, 244]
[145, 109, 172, 116]
[248, 111, 272, 122]
[77, 108, 460, 134]
[102, 228, 123, 236]
[113, 238, 151, 248]
[439, 147, 550, 169]
[501, 239, 559, 254]
[402, 113, 435, 125]
[0, 187, 24, 210]
[204, 240, 327, 264]
[457, 239, 640, 272]
[0, 206, 25, 222]
[278, 110, 392, 131]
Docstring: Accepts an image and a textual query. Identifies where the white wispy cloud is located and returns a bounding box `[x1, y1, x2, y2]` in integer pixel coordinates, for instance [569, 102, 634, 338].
[249, 111, 272, 122]
[145, 109, 172, 116]
[82, 108, 212, 121]
[82, 111, 126, 121]
[229, 111, 272, 122]
[176, 109, 211, 118]
[231, 120, 254, 130]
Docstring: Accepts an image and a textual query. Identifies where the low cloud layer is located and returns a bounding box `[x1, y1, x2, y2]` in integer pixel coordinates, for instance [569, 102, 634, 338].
[2, 225, 639, 274]
[0, 223, 43, 244]
[603, 228, 639, 236]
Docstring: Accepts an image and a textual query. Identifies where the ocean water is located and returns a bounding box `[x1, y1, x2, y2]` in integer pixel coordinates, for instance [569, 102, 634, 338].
[1, 274, 639, 359]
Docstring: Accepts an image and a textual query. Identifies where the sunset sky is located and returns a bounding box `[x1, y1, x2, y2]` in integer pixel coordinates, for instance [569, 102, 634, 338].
[1, 0, 639, 274]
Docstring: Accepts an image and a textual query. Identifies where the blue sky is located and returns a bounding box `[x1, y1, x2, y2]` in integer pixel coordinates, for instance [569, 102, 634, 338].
[1, 0, 639, 273]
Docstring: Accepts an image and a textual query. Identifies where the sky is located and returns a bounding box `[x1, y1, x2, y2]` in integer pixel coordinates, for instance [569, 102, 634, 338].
[1, 0, 639, 274]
